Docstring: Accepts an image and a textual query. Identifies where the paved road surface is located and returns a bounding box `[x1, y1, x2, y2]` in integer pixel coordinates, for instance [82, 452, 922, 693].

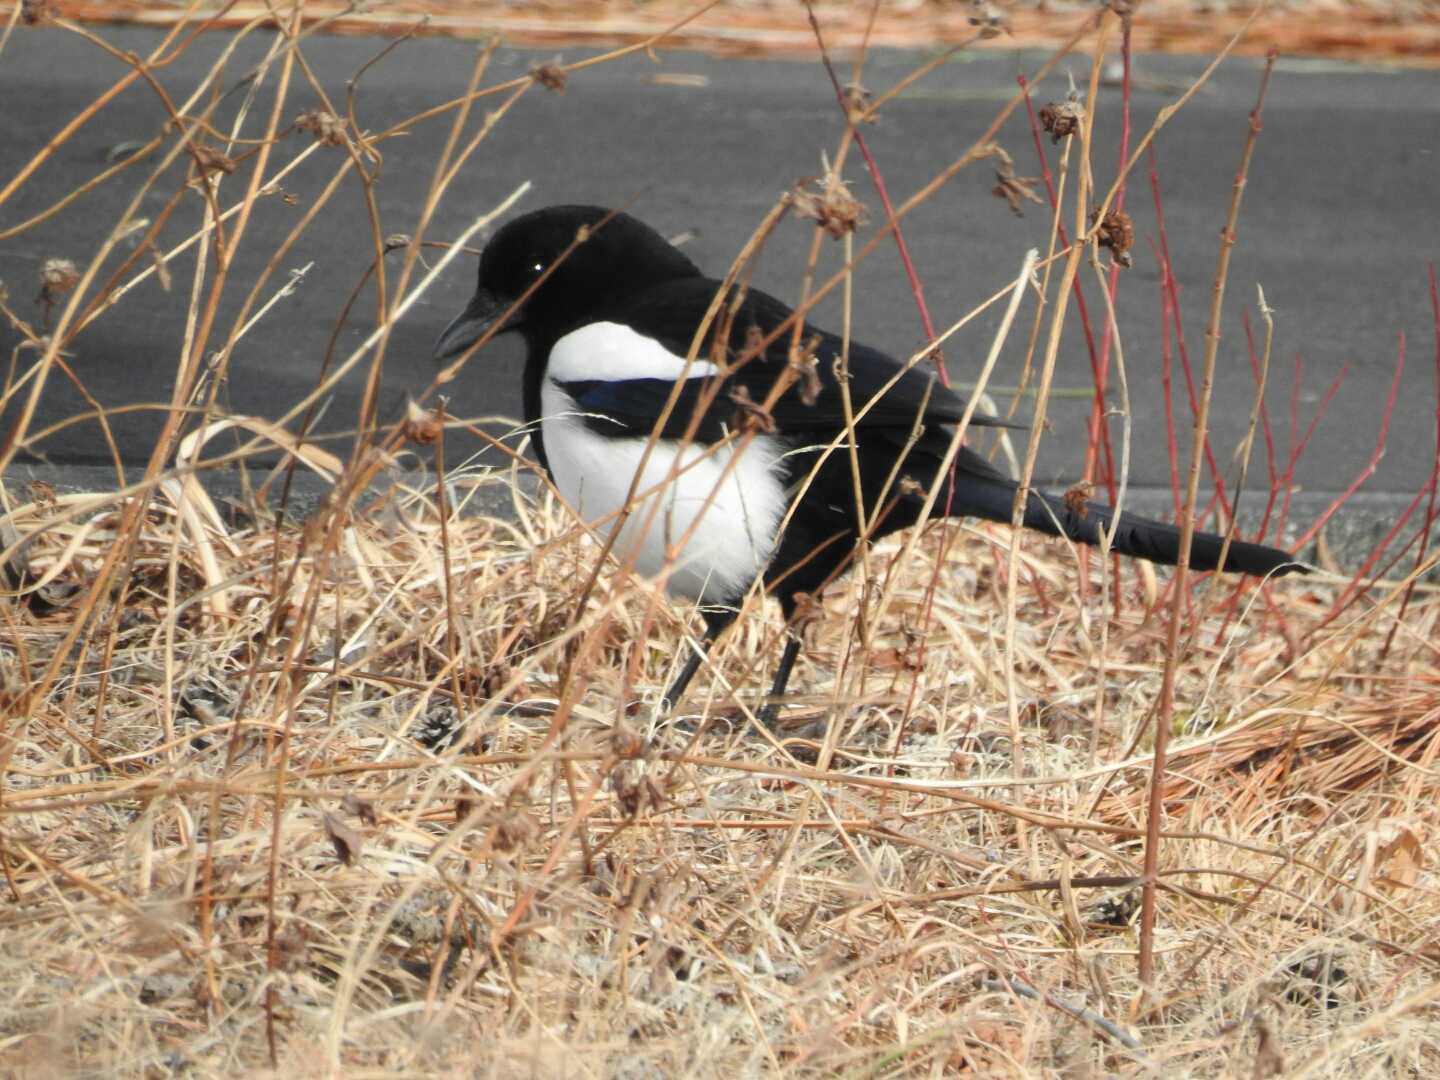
[1, 25, 1435, 553]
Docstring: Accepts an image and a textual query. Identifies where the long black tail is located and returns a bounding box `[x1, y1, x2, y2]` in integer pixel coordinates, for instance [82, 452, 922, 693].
[949, 449, 1308, 578]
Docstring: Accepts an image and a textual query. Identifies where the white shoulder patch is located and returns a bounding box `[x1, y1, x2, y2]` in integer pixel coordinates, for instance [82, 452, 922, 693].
[548, 321, 720, 383]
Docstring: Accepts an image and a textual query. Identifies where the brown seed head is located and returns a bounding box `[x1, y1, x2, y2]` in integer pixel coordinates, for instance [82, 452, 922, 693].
[531, 58, 568, 93]
[1091, 207, 1135, 268]
[1063, 479, 1094, 520]
[402, 399, 445, 444]
[729, 384, 776, 434]
[39, 259, 79, 298]
[1039, 100, 1085, 144]
[842, 81, 875, 124]
[790, 335, 823, 406]
[793, 176, 868, 240]
[192, 145, 237, 177]
[987, 146, 1042, 217]
[296, 109, 347, 147]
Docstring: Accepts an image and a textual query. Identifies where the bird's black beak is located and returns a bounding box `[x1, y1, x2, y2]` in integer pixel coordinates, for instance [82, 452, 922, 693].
[432, 287, 514, 362]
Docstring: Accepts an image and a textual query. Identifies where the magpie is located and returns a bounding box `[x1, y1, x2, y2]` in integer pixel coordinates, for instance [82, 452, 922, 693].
[434, 205, 1306, 722]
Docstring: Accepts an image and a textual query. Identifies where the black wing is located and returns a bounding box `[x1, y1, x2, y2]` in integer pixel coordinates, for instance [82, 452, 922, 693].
[554, 377, 731, 442]
[606, 277, 1023, 437]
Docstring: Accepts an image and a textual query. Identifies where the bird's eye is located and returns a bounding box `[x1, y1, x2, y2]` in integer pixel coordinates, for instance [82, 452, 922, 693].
[531, 261, 545, 275]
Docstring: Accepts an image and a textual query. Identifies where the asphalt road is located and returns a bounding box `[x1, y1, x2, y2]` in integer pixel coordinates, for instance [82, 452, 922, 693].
[1, 25, 1436, 552]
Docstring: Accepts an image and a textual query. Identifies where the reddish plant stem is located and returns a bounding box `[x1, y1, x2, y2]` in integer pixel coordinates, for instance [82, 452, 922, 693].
[1018, 76, 1118, 495]
[1148, 234, 1184, 517]
[1084, 14, 1134, 608]
[1209, 306, 1285, 638]
[1322, 485, 1430, 631]
[810, 6, 944, 382]
[1280, 338, 1407, 648]
[1380, 263, 1440, 661]
[1079, 14, 1135, 508]
[1275, 359, 1348, 539]
[1139, 50, 1277, 997]
[1146, 145, 1232, 518]
[1292, 343, 1403, 554]
[1280, 352, 1303, 534]
[807, 3, 979, 757]
[1299, 338, 1408, 628]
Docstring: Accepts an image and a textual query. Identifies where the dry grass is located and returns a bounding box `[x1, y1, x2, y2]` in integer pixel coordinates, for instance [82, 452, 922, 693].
[2, 2, 1438, 1077]
[1, 472, 1437, 1076]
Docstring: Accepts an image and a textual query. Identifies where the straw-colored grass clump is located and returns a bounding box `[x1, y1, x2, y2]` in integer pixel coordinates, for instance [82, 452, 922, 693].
[0, 461, 1435, 1076]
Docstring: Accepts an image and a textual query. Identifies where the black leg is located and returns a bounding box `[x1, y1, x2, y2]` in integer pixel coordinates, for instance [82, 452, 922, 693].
[661, 609, 734, 713]
[661, 645, 706, 712]
[758, 632, 803, 727]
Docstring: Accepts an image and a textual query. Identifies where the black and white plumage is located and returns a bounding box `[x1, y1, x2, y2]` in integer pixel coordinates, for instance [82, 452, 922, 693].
[434, 205, 1307, 721]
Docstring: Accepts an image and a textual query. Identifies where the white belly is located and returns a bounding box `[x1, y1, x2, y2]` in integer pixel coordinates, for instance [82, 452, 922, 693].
[540, 380, 787, 605]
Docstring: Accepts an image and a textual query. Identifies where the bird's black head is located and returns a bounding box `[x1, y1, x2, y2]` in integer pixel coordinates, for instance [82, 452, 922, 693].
[432, 205, 702, 362]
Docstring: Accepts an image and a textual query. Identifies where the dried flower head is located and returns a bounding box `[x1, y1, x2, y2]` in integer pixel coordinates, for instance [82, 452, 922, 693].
[987, 146, 1042, 217]
[842, 81, 875, 124]
[39, 258, 79, 299]
[729, 384, 776, 434]
[296, 109, 347, 147]
[789, 336, 823, 406]
[191, 145, 237, 178]
[1091, 207, 1135, 268]
[1039, 99, 1085, 144]
[531, 58, 568, 93]
[792, 174, 868, 240]
[1063, 479, 1094, 520]
[402, 399, 445, 444]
